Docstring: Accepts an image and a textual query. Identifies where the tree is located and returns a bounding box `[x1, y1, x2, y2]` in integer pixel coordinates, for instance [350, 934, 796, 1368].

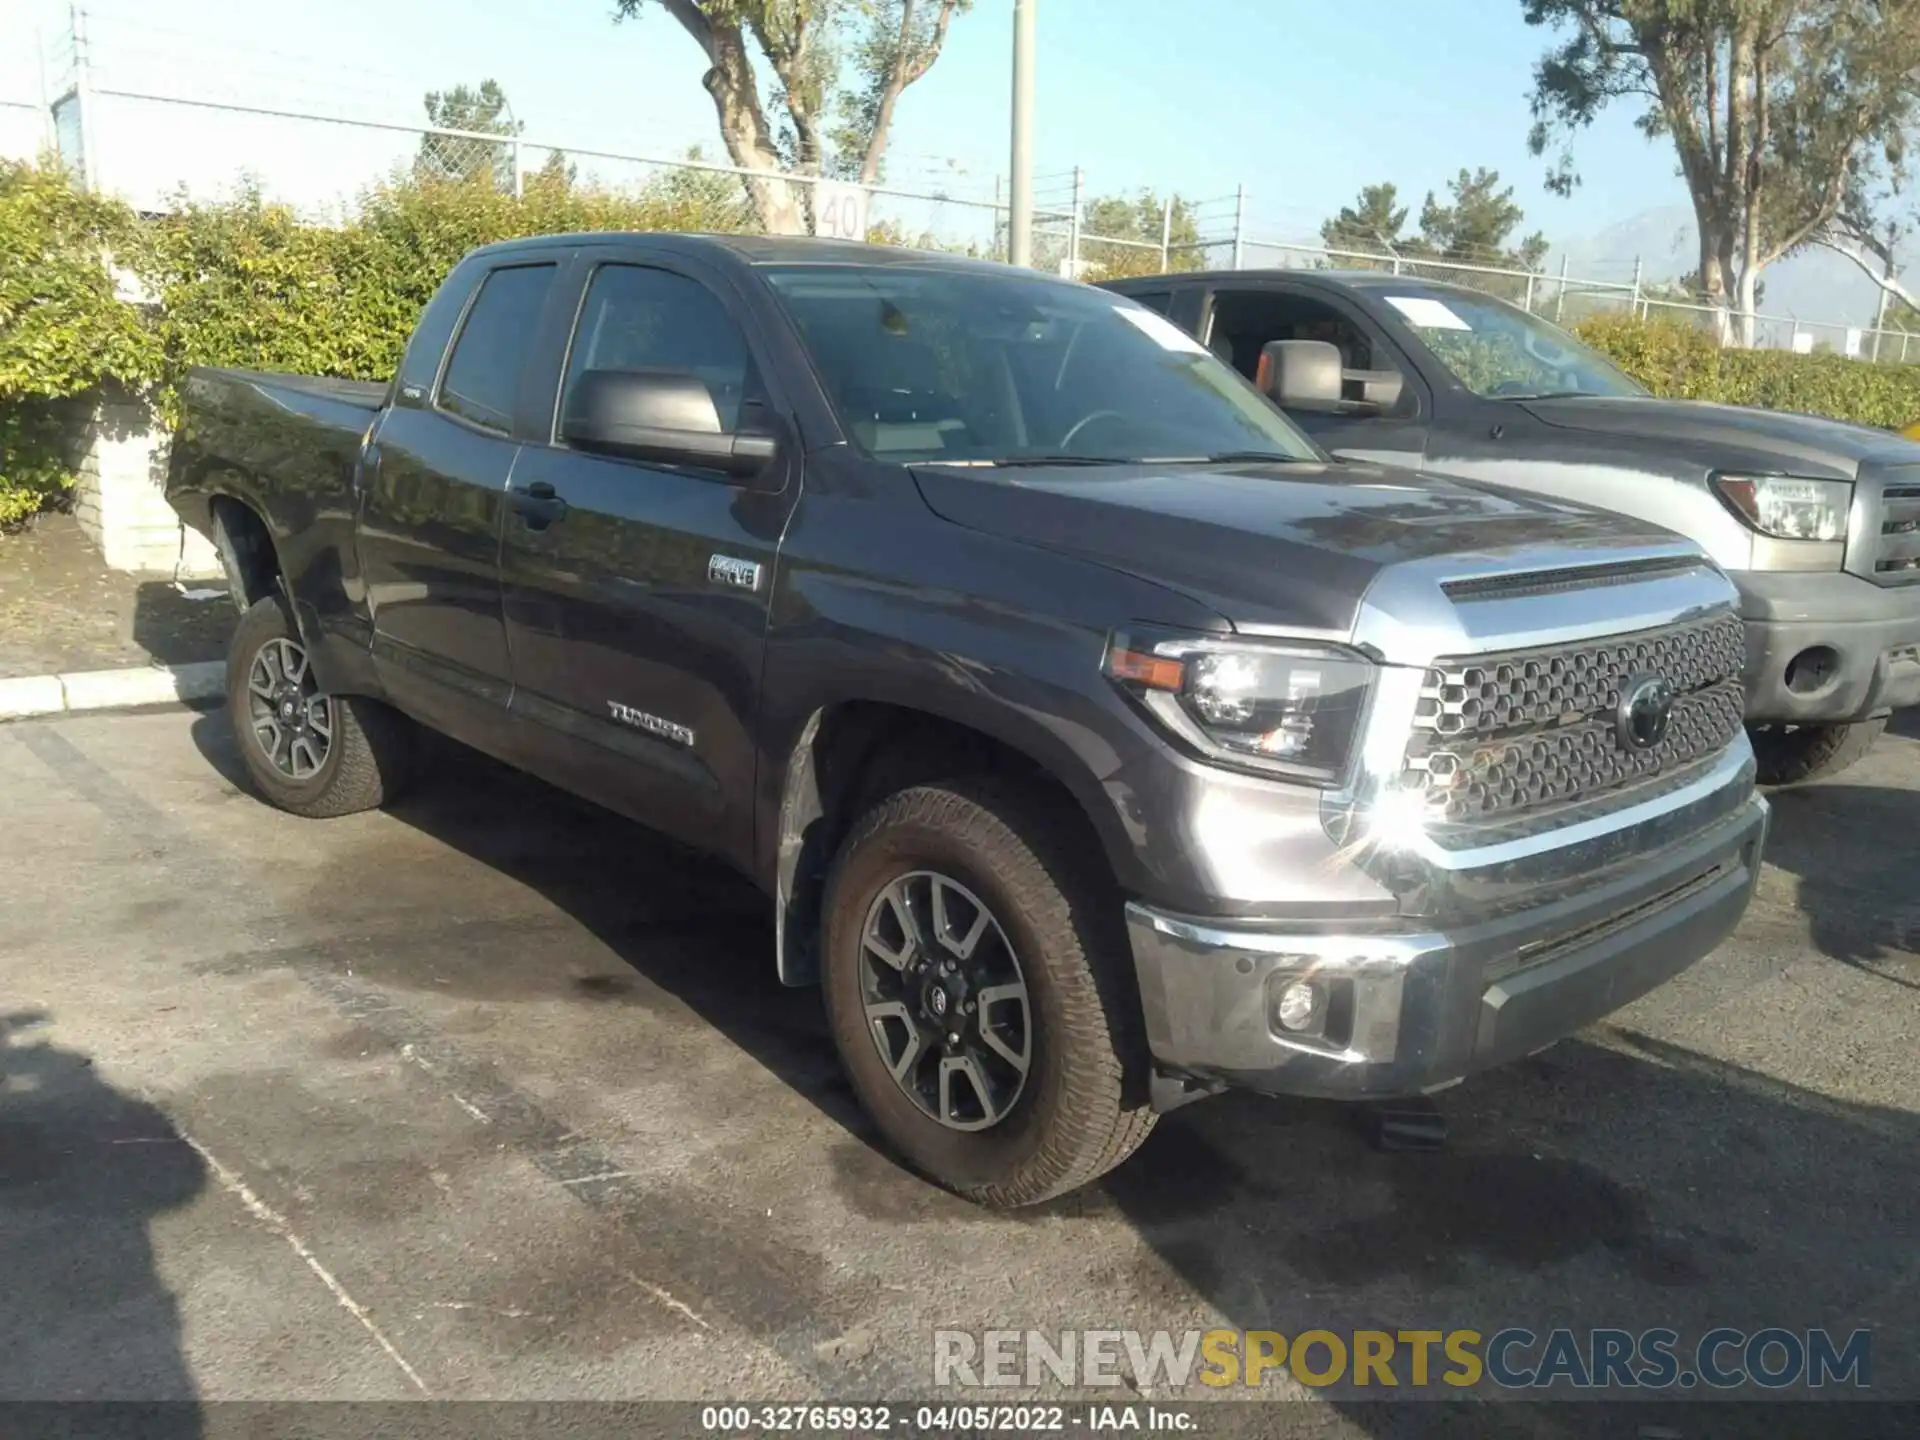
[1523, 0, 1920, 346]
[416, 80, 522, 191]
[1416, 167, 1549, 270]
[614, 2, 971, 235]
[1320, 182, 1410, 259]
[1071, 190, 1203, 279]
[1816, 208, 1917, 336]
[525, 149, 579, 198]
[1642, 266, 1764, 310]
[1318, 173, 1546, 277]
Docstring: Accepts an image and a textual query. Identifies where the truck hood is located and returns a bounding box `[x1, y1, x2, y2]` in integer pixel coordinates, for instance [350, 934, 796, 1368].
[911, 458, 1688, 634]
[1520, 394, 1920, 478]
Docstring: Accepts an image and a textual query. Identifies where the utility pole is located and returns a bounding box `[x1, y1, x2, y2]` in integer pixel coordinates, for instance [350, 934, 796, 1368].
[1008, 0, 1036, 268]
[71, 2, 97, 191]
[1066, 165, 1083, 278]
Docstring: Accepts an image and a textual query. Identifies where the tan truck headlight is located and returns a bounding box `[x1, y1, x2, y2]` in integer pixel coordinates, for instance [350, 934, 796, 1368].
[1713, 473, 1852, 542]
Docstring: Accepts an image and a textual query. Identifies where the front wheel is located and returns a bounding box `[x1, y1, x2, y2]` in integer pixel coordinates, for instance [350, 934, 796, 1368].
[1749, 718, 1887, 787]
[821, 778, 1155, 1208]
[227, 595, 412, 817]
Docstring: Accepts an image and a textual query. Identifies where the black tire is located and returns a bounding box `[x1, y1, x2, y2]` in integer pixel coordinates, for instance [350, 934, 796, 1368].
[1750, 718, 1888, 787]
[227, 595, 412, 818]
[821, 778, 1156, 1208]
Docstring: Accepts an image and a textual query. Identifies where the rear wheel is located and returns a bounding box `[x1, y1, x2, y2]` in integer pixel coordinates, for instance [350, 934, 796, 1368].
[228, 595, 412, 817]
[1749, 718, 1887, 787]
[821, 778, 1155, 1207]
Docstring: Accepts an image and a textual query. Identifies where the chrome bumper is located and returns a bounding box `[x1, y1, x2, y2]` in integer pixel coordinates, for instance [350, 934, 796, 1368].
[1125, 789, 1769, 1102]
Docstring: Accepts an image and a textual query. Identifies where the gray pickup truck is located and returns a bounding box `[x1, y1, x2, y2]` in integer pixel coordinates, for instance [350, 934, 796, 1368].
[168, 235, 1766, 1206]
[1106, 271, 1920, 784]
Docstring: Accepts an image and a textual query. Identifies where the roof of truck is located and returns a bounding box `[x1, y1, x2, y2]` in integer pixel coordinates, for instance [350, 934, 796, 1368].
[1107, 269, 1491, 294]
[466, 231, 1034, 277]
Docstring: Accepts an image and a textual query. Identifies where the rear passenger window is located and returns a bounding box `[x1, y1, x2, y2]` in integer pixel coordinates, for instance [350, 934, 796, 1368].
[561, 265, 758, 433]
[438, 263, 557, 433]
[1126, 290, 1174, 316]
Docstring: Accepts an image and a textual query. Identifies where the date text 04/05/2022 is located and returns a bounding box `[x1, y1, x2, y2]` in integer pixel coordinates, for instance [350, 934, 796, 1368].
[700, 1404, 1195, 1433]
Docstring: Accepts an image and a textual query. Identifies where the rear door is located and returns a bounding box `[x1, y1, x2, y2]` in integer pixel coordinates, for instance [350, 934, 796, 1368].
[359, 259, 561, 743]
[1197, 281, 1431, 470]
[497, 248, 799, 867]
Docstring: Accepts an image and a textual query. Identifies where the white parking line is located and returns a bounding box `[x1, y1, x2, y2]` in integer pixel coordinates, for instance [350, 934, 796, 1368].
[175, 1126, 433, 1396]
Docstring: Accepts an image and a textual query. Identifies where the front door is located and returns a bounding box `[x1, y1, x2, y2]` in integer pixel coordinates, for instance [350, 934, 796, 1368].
[497, 253, 798, 868]
[359, 260, 561, 742]
[1201, 283, 1430, 470]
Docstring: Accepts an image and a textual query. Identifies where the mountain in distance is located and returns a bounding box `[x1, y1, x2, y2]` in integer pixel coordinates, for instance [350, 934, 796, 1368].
[1547, 204, 1697, 289]
[1547, 204, 1918, 331]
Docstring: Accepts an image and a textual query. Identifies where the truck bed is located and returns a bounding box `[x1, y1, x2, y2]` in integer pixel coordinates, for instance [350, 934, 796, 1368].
[191, 367, 389, 412]
[165, 366, 388, 553]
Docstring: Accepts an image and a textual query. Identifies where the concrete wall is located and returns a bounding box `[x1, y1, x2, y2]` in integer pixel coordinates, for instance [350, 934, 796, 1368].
[70, 391, 219, 577]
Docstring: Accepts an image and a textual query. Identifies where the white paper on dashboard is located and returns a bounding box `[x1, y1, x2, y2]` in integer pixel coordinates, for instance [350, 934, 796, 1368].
[1384, 296, 1473, 331]
[1114, 305, 1210, 354]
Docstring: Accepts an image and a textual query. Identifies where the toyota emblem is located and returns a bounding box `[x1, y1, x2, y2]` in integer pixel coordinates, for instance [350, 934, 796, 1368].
[1617, 675, 1674, 751]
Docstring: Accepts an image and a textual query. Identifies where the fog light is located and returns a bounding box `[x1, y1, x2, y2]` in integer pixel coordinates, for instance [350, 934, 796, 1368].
[1274, 980, 1322, 1033]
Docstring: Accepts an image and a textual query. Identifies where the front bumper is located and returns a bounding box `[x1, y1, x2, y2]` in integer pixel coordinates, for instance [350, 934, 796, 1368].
[1739, 571, 1920, 723]
[1125, 791, 1769, 1101]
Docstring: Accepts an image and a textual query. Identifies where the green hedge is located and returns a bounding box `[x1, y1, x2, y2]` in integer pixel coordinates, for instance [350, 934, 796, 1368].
[9, 152, 1920, 529]
[0, 156, 754, 525]
[0, 160, 160, 525]
[1574, 312, 1920, 431]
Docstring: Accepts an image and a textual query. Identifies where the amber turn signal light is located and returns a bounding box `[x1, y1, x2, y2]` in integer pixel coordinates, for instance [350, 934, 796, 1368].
[1104, 646, 1187, 692]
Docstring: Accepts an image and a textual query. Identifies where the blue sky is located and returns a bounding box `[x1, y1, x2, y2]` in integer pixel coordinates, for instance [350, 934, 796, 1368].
[2, 0, 1688, 258]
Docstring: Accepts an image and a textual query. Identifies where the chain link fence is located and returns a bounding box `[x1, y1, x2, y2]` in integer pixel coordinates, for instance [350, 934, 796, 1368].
[6, 3, 1916, 361]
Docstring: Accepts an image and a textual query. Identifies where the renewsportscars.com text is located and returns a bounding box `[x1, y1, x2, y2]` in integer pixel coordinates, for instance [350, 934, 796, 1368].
[933, 1327, 1872, 1391]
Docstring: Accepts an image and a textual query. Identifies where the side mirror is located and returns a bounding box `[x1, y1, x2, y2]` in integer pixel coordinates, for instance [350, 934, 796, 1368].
[561, 368, 778, 478]
[1343, 368, 1403, 411]
[1255, 340, 1345, 413]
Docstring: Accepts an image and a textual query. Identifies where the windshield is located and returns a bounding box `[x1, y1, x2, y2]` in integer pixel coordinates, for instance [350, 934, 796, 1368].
[761, 265, 1321, 466]
[1377, 287, 1647, 400]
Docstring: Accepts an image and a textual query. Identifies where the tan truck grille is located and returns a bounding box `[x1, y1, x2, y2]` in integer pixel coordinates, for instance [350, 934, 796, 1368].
[1876, 484, 1920, 582]
[1402, 613, 1747, 823]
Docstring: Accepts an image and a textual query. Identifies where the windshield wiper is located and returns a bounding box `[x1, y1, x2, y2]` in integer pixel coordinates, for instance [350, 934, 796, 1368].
[924, 455, 1138, 469]
[1493, 390, 1591, 401]
[1174, 451, 1314, 465]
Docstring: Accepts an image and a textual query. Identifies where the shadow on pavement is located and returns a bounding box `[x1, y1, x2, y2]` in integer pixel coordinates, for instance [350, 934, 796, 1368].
[1099, 1030, 1914, 1406]
[0, 1011, 205, 1434]
[1762, 781, 1919, 988]
[130, 582, 234, 669]
[188, 716, 868, 1135]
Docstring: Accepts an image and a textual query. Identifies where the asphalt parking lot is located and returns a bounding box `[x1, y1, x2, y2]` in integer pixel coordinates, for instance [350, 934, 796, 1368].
[2, 703, 1915, 1431]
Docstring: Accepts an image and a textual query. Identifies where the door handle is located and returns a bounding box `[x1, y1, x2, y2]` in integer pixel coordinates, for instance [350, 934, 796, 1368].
[509, 480, 568, 528]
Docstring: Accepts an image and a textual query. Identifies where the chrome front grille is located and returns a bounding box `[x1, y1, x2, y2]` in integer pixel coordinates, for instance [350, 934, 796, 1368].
[1875, 484, 1920, 582]
[1402, 613, 1748, 823]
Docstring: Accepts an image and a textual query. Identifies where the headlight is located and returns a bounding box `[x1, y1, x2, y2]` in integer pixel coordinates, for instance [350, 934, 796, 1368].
[1105, 633, 1373, 783]
[1713, 474, 1852, 541]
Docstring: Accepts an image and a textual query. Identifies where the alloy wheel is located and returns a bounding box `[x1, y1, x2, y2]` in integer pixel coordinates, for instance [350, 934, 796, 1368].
[246, 637, 333, 781]
[859, 870, 1032, 1132]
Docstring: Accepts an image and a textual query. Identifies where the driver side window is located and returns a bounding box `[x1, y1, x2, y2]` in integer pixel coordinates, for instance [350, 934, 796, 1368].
[1208, 293, 1376, 377]
[560, 264, 760, 434]
[1207, 289, 1415, 417]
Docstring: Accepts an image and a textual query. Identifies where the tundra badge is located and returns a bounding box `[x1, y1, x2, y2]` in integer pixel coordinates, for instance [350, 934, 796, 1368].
[708, 554, 763, 592]
[607, 702, 696, 748]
